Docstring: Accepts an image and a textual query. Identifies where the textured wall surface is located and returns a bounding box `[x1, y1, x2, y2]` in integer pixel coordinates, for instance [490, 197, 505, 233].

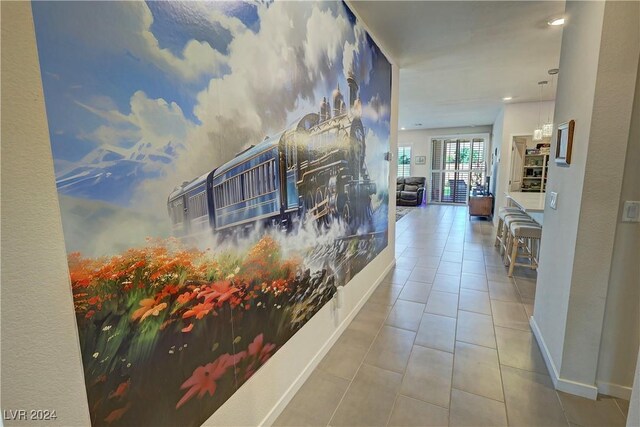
[1, 2, 92, 425]
[0, 2, 399, 426]
[533, 0, 639, 396]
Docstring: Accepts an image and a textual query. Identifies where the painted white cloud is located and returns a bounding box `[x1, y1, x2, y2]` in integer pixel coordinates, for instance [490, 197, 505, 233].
[77, 91, 193, 151]
[45, 1, 226, 81]
[342, 22, 374, 85]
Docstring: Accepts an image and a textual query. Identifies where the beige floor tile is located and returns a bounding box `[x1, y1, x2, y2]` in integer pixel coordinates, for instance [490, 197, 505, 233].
[614, 397, 630, 417]
[385, 268, 411, 285]
[431, 273, 461, 294]
[415, 313, 457, 353]
[398, 281, 431, 304]
[558, 392, 627, 427]
[425, 291, 459, 318]
[495, 326, 548, 375]
[388, 395, 449, 427]
[415, 255, 441, 268]
[330, 364, 402, 427]
[462, 260, 486, 274]
[491, 300, 529, 331]
[396, 256, 419, 271]
[453, 341, 504, 402]
[354, 300, 392, 329]
[364, 325, 416, 373]
[274, 370, 350, 426]
[437, 261, 462, 276]
[484, 252, 505, 267]
[409, 266, 437, 283]
[458, 289, 492, 315]
[486, 266, 514, 283]
[515, 277, 537, 299]
[441, 251, 463, 263]
[400, 345, 454, 408]
[460, 272, 488, 291]
[368, 283, 403, 306]
[501, 365, 568, 427]
[449, 389, 508, 427]
[386, 299, 426, 331]
[462, 250, 485, 262]
[522, 297, 535, 317]
[488, 280, 521, 302]
[318, 337, 370, 381]
[456, 310, 496, 348]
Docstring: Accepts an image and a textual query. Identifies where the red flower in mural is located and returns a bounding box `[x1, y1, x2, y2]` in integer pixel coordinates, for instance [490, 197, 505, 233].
[176, 354, 233, 409]
[182, 302, 214, 320]
[108, 380, 130, 400]
[247, 333, 276, 365]
[104, 403, 131, 424]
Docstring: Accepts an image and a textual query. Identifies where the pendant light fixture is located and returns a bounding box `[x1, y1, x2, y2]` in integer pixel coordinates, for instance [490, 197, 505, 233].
[542, 69, 559, 138]
[533, 80, 548, 141]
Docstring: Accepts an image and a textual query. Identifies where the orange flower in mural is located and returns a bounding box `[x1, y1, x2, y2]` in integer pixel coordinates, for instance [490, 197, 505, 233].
[198, 280, 239, 305]
[181, 323, 194, 333]
[131, 298, 168, 322]
[176, 291, 193, 304]
[182, 302, 214, 320]
[175, 354, 232, 409]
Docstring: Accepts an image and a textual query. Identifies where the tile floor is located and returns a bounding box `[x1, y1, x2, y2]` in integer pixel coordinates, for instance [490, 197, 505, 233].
[274, 205, 630, 427]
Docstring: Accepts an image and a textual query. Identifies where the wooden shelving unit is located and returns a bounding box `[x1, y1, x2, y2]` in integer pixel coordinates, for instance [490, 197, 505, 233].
[521, 153, 549, 193]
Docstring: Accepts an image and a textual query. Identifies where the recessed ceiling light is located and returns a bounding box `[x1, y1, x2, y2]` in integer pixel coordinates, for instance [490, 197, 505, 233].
[401, 127, 406, 130]
[548, 17, 565, 26]
[502, 96, 513, 101]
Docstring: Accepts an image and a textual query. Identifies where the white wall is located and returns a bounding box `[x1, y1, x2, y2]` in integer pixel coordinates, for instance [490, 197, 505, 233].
[531, 0, 639, 399]
[628, 350, 640, 427]
[398, 126, 492, 202]
[490, 100, 555, 223]
[596, 47, 640, 397]
[0, 2, 399, 425]
[1, 2, 92, 425]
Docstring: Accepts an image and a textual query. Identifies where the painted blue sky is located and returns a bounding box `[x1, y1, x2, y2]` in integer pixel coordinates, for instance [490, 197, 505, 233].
[32, 0, 391, 211]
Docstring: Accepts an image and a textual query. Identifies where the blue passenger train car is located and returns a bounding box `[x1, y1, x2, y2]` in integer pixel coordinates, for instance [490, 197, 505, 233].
[168, 75, 376, 240]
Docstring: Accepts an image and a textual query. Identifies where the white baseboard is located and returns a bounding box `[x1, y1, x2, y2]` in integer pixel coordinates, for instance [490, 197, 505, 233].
[597, 381, 633, 400]
[530, 316, 599, 400]
[259, 258, 396, 426]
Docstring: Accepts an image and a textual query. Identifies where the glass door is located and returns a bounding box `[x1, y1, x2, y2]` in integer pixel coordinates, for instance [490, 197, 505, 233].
[431, 137, 486, 204]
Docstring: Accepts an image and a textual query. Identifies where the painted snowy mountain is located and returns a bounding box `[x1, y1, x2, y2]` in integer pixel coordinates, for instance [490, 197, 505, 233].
[55, 140, 184, 206]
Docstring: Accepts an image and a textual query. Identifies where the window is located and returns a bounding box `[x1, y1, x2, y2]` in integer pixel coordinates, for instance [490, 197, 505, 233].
[214, 159, 277, 209]
[398, 146, 411, 177]
[430, 137, 486, 204]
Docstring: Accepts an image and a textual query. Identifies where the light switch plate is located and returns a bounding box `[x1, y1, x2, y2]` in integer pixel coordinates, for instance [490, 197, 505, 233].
[549, 192, 558, 210]
[622, 201, 640, 222]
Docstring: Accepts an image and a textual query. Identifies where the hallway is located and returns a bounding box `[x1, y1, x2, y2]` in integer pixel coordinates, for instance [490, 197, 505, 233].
[275, 205, 630, 427]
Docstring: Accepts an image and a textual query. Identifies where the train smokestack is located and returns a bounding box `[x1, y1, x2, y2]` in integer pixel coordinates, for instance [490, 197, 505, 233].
[347, 73, 359, 108]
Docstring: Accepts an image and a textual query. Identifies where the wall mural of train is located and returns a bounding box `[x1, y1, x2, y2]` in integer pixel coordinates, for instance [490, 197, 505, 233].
[33, 1, 391, 425]
[168, 75, 376, 240]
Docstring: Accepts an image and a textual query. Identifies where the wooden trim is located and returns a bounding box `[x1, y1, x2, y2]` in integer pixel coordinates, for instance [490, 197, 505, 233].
[555, 120, 575, 165]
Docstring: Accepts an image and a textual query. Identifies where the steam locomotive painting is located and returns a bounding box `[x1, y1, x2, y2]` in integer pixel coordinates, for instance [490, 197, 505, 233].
[34, 1, 391, 425]
[168, 75, 376, 239]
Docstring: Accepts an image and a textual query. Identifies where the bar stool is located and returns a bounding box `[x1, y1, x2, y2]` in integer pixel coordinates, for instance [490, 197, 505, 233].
[506, 222, 542, 277]
[501, 214, 534, 257]
[494, 207, 525, 247]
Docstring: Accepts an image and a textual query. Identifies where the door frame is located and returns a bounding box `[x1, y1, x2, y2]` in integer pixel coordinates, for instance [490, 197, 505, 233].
[429, 132, 490, 204]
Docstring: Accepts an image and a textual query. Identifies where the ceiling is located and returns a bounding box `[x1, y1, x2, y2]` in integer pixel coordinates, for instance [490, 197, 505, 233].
[349, 1, 565, 130]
